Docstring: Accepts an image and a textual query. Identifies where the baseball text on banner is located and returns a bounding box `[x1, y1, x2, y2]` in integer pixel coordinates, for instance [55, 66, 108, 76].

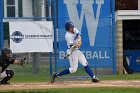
[9, 21, 53, 53]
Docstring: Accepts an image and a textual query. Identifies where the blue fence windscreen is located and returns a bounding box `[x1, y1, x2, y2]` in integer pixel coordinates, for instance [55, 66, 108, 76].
[57, 0, 114, 68]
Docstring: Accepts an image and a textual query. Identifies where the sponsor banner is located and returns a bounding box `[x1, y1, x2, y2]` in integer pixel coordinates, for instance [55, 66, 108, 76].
[58, 0, 113, 67]
[9, 21, 53, 53]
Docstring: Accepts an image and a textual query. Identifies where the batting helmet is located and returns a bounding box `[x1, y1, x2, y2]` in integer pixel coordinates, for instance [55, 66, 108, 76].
[1, 48, 12, 56]
[65, 21, 74, 31]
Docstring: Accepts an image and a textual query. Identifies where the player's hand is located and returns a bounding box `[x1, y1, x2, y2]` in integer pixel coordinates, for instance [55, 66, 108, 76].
[17, 57, 27, 67]
[76, 34, 82, 48]
[72, 44, 78, 48]
[67, 49, 72, 55]
[77, 40, 82, 48]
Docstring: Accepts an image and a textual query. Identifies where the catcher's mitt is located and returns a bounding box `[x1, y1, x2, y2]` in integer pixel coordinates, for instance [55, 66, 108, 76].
[19, 57, 27, 67]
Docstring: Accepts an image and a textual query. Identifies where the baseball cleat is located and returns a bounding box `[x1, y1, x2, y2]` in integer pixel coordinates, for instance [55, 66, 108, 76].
[0, 81, 10, 85]
[50, 72, 58, 83]
[92, 77, 99, 83]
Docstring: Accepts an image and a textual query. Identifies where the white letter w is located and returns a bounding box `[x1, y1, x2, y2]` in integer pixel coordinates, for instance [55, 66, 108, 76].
[64, 0, 104, 46]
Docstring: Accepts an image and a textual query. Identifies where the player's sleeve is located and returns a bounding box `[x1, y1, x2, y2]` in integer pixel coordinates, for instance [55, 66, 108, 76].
[73, 28, 81, 35]
[74, 28, 82, 40]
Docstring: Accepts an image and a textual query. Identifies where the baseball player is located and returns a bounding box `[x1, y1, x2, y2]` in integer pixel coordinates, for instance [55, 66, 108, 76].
[0, 48, 26, 84]
[51, 21, 99, 83]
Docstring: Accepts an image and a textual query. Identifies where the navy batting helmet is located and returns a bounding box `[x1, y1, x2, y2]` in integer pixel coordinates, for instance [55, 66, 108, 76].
[65, 21, 74, 31]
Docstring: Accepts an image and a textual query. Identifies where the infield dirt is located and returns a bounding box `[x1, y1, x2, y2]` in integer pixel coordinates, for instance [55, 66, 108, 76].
[0, 80, 140, 90]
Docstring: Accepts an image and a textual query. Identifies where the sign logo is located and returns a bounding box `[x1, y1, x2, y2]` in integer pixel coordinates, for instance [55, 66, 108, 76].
[11, 31, 24, 43]
[10, 31, 53, 43]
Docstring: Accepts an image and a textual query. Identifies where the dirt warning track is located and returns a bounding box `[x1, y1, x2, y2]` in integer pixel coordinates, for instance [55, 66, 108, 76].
[0, 80, 140, 90]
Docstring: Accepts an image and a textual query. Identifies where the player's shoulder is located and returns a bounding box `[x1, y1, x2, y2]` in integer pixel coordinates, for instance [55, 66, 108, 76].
[65, 32, 74, 40]
[65, 31, 71, 36]
[65, 32, 70, 38]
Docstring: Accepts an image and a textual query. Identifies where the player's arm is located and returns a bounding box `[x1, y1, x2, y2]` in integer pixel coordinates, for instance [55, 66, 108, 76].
[77, 35, 82, 48]
[70, 35, 82, 49]
[13, 59, 21, 64]
[10, 56, 27, 67]
[73, 28, 82, 48]
[14, 57, 27, 65]
[9, 56, 21, 64]
[9, 58, 22, 65]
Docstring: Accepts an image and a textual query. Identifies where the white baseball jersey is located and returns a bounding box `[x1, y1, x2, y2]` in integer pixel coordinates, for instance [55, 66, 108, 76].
[65, 28, 88, 73]
[65, 28, 80, 49]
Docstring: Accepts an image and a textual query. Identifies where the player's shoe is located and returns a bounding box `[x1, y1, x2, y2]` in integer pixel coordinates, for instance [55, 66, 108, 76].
[92, 77, 99, 83]
[0, 81, 10, 85]
[50, 72, 58, 83]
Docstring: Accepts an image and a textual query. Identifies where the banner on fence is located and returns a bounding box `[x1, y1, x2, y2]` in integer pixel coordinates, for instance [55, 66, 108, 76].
[9, 21, 53, 53]
[58, 0, 113, 67]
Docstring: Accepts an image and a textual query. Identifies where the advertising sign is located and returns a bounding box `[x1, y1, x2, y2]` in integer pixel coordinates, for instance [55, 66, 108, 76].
[9, 21, 53, 53]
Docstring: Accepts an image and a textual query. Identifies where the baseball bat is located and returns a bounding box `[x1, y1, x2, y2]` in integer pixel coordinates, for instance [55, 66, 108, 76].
[64, 54, 71, 59]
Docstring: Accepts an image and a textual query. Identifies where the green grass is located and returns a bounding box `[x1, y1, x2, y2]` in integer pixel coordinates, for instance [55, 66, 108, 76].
[7, 64, 140, 82]
[0, 87, 140, 93]
[99, 73, 140, 80]
[1, 65, 140, 93]
[9, 64, 51, 82]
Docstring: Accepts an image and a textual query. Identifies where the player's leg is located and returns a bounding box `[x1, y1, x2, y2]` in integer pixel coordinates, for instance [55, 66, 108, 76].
[78, 50, 95, 78]
[57, 51, 78, 75]
[51, 51, 78, 83]
[78, 50, 99, 82]
[51, 68, 71, 83]
[0, 69, 14, 84]
[0, 70, 7, 79]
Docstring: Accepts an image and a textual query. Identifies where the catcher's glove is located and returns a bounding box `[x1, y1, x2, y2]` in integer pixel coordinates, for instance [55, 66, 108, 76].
[19, 57, 27, 67]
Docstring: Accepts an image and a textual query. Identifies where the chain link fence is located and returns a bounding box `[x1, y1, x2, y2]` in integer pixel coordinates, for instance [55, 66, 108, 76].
[1, 0, 57, 81]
